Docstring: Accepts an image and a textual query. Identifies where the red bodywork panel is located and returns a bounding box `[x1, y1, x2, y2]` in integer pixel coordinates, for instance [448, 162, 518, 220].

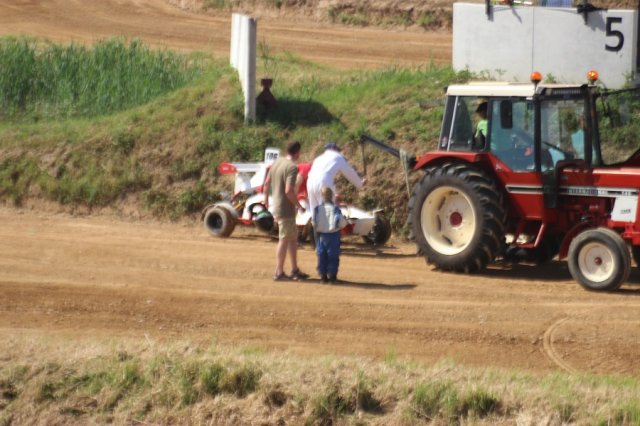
[414, 151, 640, 256]
[218, 162, 237, 175]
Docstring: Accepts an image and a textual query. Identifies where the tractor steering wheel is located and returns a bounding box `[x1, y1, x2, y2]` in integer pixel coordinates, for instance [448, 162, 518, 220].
[543, 141, 574, 160]
[510, 129, 534, 151]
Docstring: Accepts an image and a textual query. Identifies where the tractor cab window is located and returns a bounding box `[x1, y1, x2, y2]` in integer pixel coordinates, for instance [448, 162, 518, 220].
[489, 100, 535, 171]
[599, 88, 640, 164]
[540, 99, 585, 169]
[439, 96, 484, 152]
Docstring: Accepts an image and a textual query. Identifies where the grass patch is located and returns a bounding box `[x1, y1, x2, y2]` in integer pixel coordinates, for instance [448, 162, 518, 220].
[0, 37, 203, 120]
[199, 363, 225, 396]
[307, 381, 355, 425]
[459, 387, 500, 418]
[338, 12, 370, 27]
[202, 0, 229, 10]
[353, 371, 383, 413]
[609, 402, 640, 425]
[409, 382, 501, 422]
[411, 380, 459, 421]
[2, 336, 640, 425]
[418, 11, 437, 29]
[0, 155, 42, 206]
[556, 400, 577, 423]
[220, 364, 262, 397]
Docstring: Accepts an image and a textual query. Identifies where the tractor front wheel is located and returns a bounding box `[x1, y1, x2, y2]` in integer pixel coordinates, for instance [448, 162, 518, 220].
[408, 163, 505, 273]
[568, 227, 630, 291]
[203, 206, 236, 238]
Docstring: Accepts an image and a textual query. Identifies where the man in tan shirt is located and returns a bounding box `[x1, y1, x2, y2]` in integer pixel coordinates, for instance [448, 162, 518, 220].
[264, 141, 309, 281]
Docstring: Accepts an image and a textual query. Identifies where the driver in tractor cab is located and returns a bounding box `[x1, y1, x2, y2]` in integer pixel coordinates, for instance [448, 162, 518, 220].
[474, 100, 488, 149]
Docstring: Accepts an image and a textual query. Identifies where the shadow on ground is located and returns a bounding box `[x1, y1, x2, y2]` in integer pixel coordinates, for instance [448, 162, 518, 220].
[257, 99, 339, 128]
[303, 278, 416, 290]
[469, 260, 640, 294]
[341, 243, 417, 259]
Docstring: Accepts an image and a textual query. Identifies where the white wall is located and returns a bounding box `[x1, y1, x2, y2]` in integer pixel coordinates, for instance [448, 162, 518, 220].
[230, 13, 256, 122]
[453, 3, 638, 88]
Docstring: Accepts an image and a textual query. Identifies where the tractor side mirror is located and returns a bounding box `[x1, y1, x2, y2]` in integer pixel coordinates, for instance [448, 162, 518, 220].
[500, 100, 513, 129]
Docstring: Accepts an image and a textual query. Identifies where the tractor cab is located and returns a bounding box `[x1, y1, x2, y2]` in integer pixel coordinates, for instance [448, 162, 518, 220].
[440, 79, 599, 170]
[437, 75, 606, 225]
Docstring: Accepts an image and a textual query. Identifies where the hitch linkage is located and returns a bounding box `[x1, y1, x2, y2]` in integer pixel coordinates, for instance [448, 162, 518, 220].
[359, 134, 417, 169]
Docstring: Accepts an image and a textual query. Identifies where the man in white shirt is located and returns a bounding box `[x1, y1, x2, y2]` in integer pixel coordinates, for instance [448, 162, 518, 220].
[307, 142, 365, 212]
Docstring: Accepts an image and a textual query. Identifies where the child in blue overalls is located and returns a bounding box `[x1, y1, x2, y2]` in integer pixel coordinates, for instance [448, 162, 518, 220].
[312, 187, 347, 284]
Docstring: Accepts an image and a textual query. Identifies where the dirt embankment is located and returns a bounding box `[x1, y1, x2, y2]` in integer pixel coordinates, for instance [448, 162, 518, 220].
[0, 0, 450, 68]
[171, 0, 639, 32]
[172, 0, 455, 30]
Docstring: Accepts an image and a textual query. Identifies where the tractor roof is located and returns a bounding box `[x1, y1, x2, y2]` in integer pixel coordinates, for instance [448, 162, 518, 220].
[447, 82, 585, 98]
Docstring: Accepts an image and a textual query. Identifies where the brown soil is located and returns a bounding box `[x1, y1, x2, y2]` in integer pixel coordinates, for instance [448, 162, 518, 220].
[0, 0, 451, 69]
[2, 0, 640, 376]
[2, 207, 640, 375]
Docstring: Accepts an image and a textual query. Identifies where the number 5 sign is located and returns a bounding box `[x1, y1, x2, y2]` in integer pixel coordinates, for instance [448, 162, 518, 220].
[606, 17, 624, 52]
[453, 3, 639, 89]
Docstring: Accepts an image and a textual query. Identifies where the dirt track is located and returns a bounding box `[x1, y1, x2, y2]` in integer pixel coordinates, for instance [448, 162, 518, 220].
[1, 208, 640, 375]
[2, 1, 640, 376]
[0, 0, 450, 68]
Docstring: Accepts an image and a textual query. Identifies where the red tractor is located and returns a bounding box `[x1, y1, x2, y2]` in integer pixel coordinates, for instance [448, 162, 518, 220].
[363, 71, 640, 291]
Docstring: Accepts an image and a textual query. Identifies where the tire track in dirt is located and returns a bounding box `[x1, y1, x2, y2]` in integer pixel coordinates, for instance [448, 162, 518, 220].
[542, 317, 578, 374]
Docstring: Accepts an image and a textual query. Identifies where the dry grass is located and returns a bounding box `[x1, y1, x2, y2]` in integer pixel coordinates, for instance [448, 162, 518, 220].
[1, 332, 639, 425]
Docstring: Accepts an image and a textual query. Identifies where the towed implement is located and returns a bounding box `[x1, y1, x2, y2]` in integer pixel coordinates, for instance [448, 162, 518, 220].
[362, 71, 640, 291]
[202, 148, 391, 246]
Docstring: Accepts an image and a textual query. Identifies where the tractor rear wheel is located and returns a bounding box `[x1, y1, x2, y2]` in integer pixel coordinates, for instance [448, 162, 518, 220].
[362, 214, 392, 246]
[568, 227, 630, 291]
[203, 206, 236, 238]
[408, 163, 505, 273]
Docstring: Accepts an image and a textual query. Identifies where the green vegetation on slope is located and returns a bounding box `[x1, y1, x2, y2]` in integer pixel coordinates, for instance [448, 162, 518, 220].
[1, 337, 639, 425]
[0, 37, 470, 226]
[0, 37, 204, 120]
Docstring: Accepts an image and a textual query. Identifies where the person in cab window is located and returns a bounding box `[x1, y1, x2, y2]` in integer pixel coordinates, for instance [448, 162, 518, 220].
[570, 113, 586, 158]
[474, 101, 488, 149]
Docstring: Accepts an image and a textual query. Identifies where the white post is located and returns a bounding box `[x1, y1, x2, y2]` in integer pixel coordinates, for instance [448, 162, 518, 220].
[246, 18, 256, 122]
[230, 14, 241, 69]
[230, 13, 256, 123]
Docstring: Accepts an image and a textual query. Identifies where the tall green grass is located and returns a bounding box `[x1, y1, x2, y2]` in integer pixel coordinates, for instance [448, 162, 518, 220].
[0, 37, 203, 119]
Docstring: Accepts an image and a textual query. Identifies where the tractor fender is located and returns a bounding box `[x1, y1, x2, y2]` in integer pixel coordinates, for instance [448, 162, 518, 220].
[413, 152, 484, 172]
[201, 202, 238, 221]
[559, 221, 592, 260]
